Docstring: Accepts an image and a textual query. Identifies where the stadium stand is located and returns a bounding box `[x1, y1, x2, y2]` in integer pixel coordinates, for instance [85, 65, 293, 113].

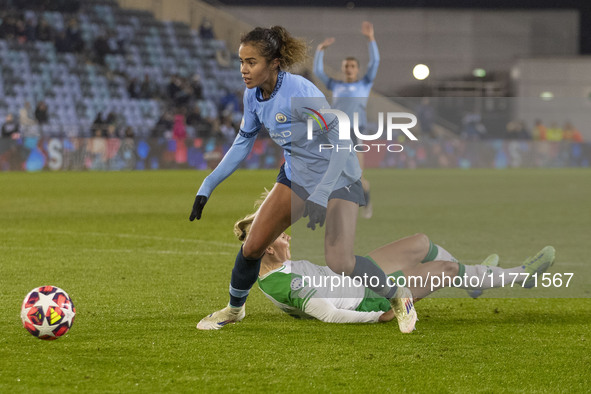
[0, 0, 244, 137]
[0, 0, 587, 145]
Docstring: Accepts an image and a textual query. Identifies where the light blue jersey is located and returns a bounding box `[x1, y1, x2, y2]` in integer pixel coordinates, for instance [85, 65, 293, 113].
[197, 71, 361, 207]
[314, 41, 380, 130]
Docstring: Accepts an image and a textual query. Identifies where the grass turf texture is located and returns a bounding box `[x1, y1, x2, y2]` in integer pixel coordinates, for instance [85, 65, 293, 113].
[0, 169, 589, 392]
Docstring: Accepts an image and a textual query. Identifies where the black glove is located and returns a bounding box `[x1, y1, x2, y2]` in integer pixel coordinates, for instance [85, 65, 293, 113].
[189, 195, 208, 221]
[303, 200, 326, 230]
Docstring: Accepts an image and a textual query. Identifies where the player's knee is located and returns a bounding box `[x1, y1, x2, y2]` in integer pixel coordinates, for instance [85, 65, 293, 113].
[411, 233, 430, 256]
[325, 248, 355, 275]
[441, 260, 459, 276]
[413, 233, 430, 246]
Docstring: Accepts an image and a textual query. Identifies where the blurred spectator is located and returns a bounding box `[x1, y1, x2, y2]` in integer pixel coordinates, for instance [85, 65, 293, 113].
[152, 110, 174, 138]
[533, 119, 547, 141]
[173, 111, 187, 140]
[24, 17, 36, 42]
[34, 101, 49, 125]
[199, 18, 215, 39]
[167, 75, 182, 102]
[546, 122, 563, 141]
[416, 97, 435, 138]
[65, 18, 84, 53]
[123, 126, 135, 139]
[165, 74, 204, 109]
[91, 112, 106, 137]
[15, 19, 27, 43]
[105, 123, 118, 138]
[104, 111, 120, 133]
[219, 115, 236, 144]
[128, 77, 141, 99]
[562, 122, 584, 143]
[140, 74, 156, 99]
[93, 34, 110, 65]
[219, 89, 240, 117]
[175, 80, 192, 108]
[1, 114, 20, 138]
[90, 126, 107, 164]
[201, 99, 218, 120]
[36, 18, 53, 41]
[19, 102, 38, 136]
[190, 74, 203, 100]
[0, 14, 17, 39]
[207, 118, 226, 146]
[186, 105, 202, 127]
[505, 120, 531, 140]
[55, 30, 72, 53]
[461, 112, 486, 140]
[186, 104, 210, 138]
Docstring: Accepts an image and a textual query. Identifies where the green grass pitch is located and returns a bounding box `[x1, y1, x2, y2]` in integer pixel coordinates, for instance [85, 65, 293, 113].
[0, 169, 589, 392]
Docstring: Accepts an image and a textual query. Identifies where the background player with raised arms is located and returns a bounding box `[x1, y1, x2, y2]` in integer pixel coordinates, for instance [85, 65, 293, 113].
[314, 21, 379, 218]
[190, 26, 417, 333]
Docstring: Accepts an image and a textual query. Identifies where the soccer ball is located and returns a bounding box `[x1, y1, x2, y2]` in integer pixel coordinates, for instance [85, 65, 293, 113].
[20, 286, 76, 340]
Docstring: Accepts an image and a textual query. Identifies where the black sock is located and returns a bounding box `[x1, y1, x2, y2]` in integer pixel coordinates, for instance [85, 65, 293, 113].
[350, 255, 396, 299]
[229, 246, 262, 307]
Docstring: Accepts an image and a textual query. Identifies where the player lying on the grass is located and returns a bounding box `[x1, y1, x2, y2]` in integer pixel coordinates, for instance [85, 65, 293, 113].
[232, 211, 556, 324]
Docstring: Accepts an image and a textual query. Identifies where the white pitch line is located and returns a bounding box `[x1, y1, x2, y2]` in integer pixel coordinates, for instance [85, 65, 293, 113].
[0, 244, 232, 256]
[0, 228, 237, 248]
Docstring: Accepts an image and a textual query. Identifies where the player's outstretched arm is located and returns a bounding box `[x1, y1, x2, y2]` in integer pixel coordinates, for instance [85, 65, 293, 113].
[361, 21, 374, 42]
[361, 21, 380, 83]
[317, 37, 335, 51]
[313, 37, 335, 88]
[189, 133, 257, 221]
[304, 296, 388, 323]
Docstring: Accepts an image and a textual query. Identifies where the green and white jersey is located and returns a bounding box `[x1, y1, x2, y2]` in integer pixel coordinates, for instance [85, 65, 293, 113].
[257, 260, 390, 323]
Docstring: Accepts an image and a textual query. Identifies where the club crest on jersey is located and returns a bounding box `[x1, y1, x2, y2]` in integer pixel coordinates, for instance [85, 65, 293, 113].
[275, 113, 287, 123]
[290, 277, 303, 291]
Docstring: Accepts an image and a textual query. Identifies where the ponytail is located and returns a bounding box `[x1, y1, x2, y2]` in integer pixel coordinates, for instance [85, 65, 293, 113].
[241, 26, 308, 70]
[234, 213, 256, 242]
[233, 189, 271, 242]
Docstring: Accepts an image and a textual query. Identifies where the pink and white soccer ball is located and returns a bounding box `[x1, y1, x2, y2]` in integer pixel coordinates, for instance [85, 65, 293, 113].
[20, 286, 76, 340]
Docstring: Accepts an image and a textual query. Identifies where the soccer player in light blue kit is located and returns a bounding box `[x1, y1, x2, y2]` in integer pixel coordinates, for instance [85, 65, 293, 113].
[189, 26, 417, 333]
[314, 21, 379, 218]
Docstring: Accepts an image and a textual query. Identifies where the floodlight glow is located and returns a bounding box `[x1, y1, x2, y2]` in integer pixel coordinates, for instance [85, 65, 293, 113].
[540, 91, 554, 101]
[413, 64, 430, 80]
[473, 68, 486, 78]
